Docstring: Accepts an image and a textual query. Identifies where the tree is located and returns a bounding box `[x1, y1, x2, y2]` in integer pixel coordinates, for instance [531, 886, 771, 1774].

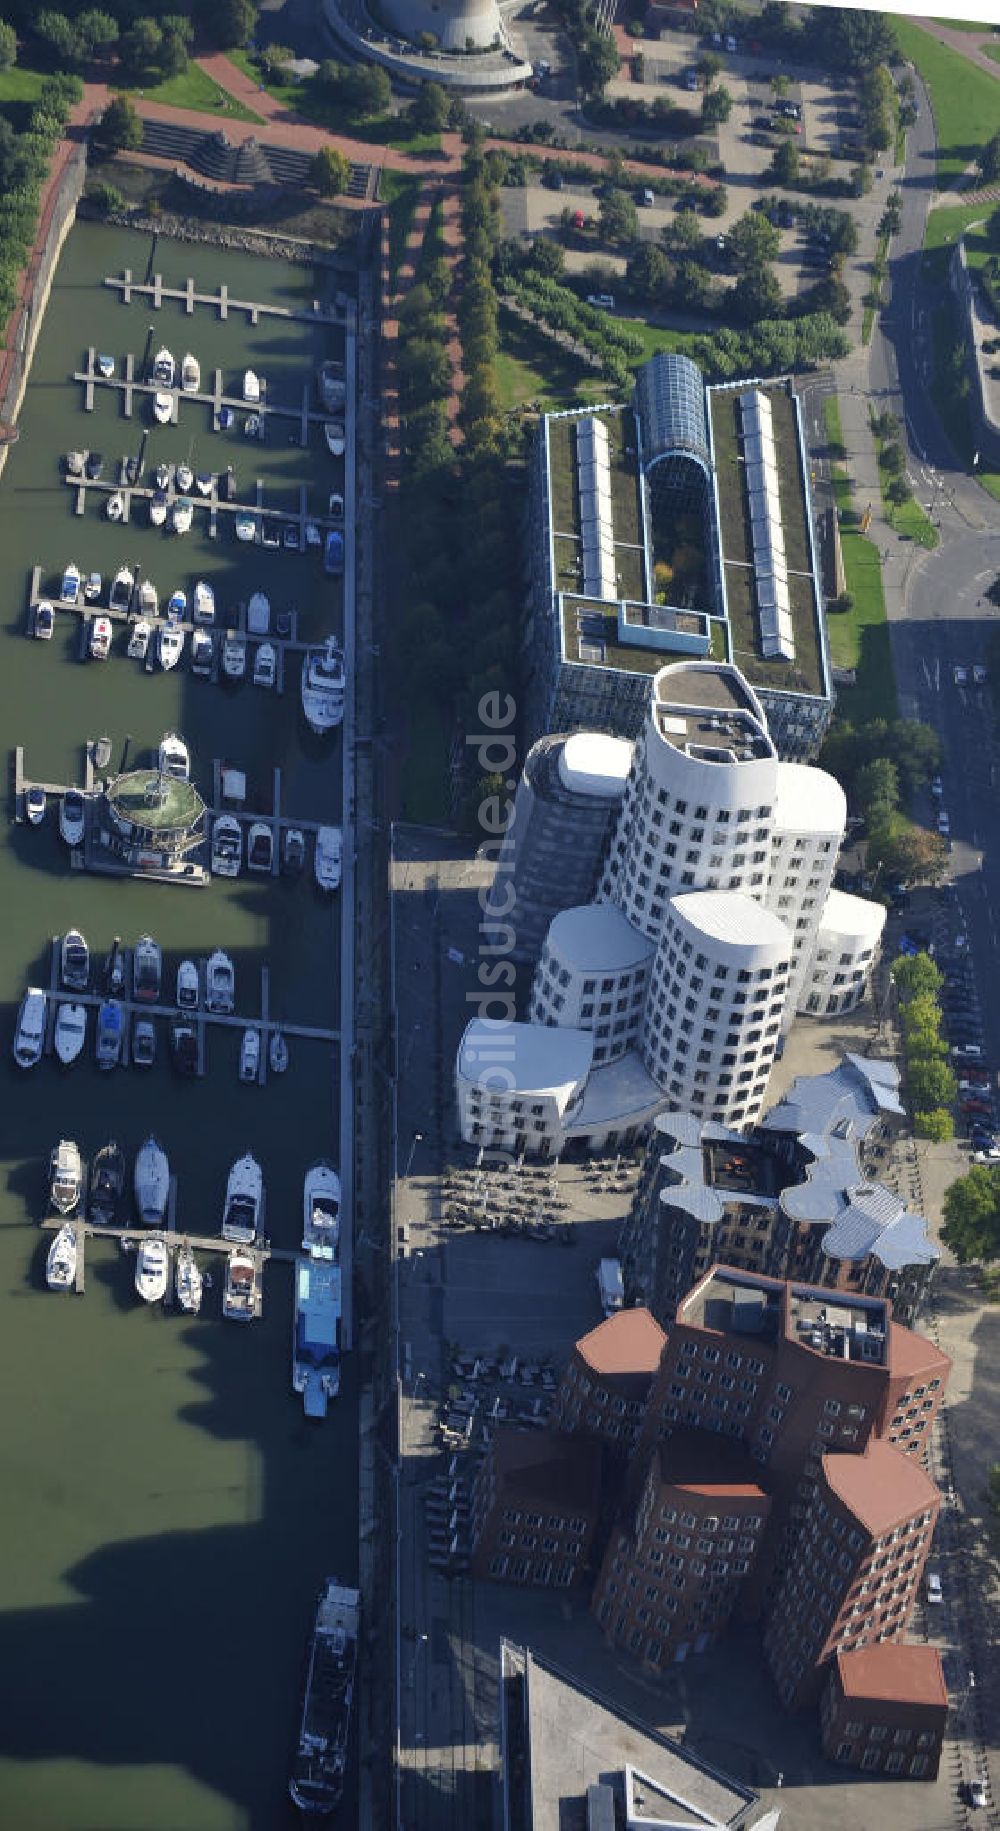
[35, 10, 82, 62]
[599, 188, 638, 246]
[96, 94, 142, 153]
[866, 812, 948, 884]
[702, 184, 728, 218]
[310, 144, 349, 196]
[941, 1164, 1000, 1264]
[915, 1109, 955, 1143]
[908, 1058, 956, 1112]
[258, 41, 293, 79]
[887, 475, 913, 509]
[813, 6, 898, 71]
[772, 72, 790, 98]
[411, 80, 448, 135]
[697, 51, 723, 87]
[880, 440, 904, 475]
[627, 241, 672, 300]
[891, 952, 943, 1001]
[733, 264, 783, 324]
[979, 130, 1000, 185]
[0, 19, 16, 67]
[702, 86, 732, 128]
[120, 16, 162, 76]
[857, 756, 899, 820]
[209, 0, 257, 50]
[528, 237, 565, 280]
[663, 208, 702, 252]
[770, 137, 799, 186]
[579, 31, 619, 96]
[729, 209, 780, 268]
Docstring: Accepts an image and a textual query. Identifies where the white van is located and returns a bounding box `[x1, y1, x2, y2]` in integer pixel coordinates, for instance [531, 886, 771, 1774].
[587, 292, 616, 311]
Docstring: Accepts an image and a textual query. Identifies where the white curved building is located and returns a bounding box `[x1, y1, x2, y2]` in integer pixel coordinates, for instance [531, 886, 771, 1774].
[530, 903, 655, 1064]
[641, 891, 792, 1128]
[766, 761, 846, 1023]
[600, 662, 779, 939]
[800, 888, 886, 1017]
[380, 0, 503, 51]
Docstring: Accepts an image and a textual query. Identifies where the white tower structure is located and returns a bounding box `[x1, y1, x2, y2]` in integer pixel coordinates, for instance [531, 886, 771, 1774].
[764, 761, 846, 1024]
[530, 904, 655, 1065]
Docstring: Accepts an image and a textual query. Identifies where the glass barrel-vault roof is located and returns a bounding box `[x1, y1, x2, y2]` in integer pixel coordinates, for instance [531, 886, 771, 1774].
[634, 353, 711, 473]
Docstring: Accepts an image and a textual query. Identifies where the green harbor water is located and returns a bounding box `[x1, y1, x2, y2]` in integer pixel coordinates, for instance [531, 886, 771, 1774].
[0, 221, 358, 1828]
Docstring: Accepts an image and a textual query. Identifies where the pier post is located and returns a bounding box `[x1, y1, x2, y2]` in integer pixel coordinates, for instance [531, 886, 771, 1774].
[185, 277, 195, 316]
[75, 1226, 86, 1294]
[124, 352, 134, 418]
[219, 283, 228, 321]
[153, 274, 162, 309]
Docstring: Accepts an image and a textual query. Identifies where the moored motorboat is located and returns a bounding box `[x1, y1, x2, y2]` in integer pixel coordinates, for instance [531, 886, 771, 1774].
[133, 1016, 156, 1067]
[175, 1247, 203, 1314]
[247, 822, 273, 874]
[234, 512, 256, 543]
[304, 521, 322, 548]
[61, 928, 90, 991]
[210, 817, 242, 878]
[89, 615, 112, 660]
[95, 997, 124, 1069]
[166, 589, 187, 622]
[317, 359, 346, 413]
[222, 630, 247, 679]
[138, 578, 158, 617]
[134, 1135, 169, 1227]
[222, 1247, 259, 1321]
[324, 529, 344, 576]
[61, 562, 82, 605]
[269, 1029, 289, 1075]
[243, 369, 261, 403]
[181, 352, 200, 392]
[191, 629, 214, 676]
[54, 1003, 87, 1066]
[301, 638, 345, 735]
[302, 1161, 341, 1260]
[253, 642, 276, 689]
[105, 937, 125, 994]
[84, 571, 102, 603]
[46, 1224, 78, 1291]
[205, 947, 235, 1013]
[50, 1138, 83, 1215]
[94, 734, 113, 771]
[135, 1236, 169, 1304]
[85, 452, 103, 481]
[243, 414, 260, 439]
[176, 959, 199, 1010]
[33, 600, 54, 638]
[247, 590, 270, 634]
[96, 353, 115, 378]
[282, 827, 305, 876]
[13, 987, 46, 1068]
[106, 491, 125, 521]
[288, 1580, 359, 1815]
[171, 496, 194, 535]
[127, 618, 151, 660]
[59, 790, 86, 847]
[154, 462, 172, 490]
[132, 934, 162, 1003]
[152, 347, 175, 388]
[222, 1151, 263, 1242]
[150, 489, 168, 526]
[328, 491, 344, 519]
[89, 1139, 124, 1225]
[314, 826, 343, 892]
[193, 580, 215, 624]
[109, 566, 134, 612]
[176, 462, 194, 493]
[153, 392, 173, 424]
[324, 420, 345, 458]
[293, 1254, 342, 1417]
[65, 449, 86, 477]
[170, 1019, 199, 1077]
[26, 786, 46, 825]
[158, 731, 190, 780]
[157, 623, 185, 670]
[195, 470, 214, 497]
[239, 1026, 260, 1083]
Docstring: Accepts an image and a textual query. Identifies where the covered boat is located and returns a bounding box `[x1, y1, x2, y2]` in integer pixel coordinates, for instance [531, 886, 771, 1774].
[222, 1152, 263, 1243]
[54, 1003, 87, 1066]
[95, 998, 124, 1069]
[50, 1138, 83, 1215]
[193, 580, 215, 624]
[89, 1139, 124, 1225]
[324, 421, 345, 458]
[134, 1135, 169, 1227]
[301, 638, 346, 734]
[15, 988, 47, 1068]
[61, 928, 90, 991]
[302, 1161, 340, 1261]
[292, 1255, 342, 1417]
[314, 826, 343, 893]
[181, 352, 200, 392]
[46, 1224, 78, 1291]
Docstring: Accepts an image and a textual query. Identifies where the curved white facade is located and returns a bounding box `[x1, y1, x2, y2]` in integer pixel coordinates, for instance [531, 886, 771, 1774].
[642, 891, 793, 1128]
[530, 903, 655, 1064]
[800, 889, 885, 1018]
[766, 761, 846, 1024]
[380, 0, 503, 51]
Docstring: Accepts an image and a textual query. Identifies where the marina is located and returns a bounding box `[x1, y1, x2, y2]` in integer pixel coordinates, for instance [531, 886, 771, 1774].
[0, 218, 359, 1825]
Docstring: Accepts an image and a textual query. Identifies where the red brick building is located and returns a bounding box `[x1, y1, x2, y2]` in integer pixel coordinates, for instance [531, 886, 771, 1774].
[553, 1306, 666, 1454]
[763, 1441, 941, 1710]
[469, 1425, 604, 1590]
[820, 1645, 948, 1779]
[592, 1428, 772, 1671]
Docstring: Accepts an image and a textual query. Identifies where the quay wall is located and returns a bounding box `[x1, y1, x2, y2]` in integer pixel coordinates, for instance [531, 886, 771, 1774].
[0, 138, 87, 485]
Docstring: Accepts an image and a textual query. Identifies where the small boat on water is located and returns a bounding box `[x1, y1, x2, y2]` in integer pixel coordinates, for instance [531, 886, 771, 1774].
[181, 352, 200, 393]
[243, 414, 261, 439]
[193, 580, 215, 624]
[105, 937, 125, 995]
[135, 1236, 169, 1305]
[167, 589, 187, 622]
[33, 600, 54, 638]
[247, 590, 270, 634]
[293, 1255, 342, 1417]
[159, 731, 190, 780]
[85, 452, 103, 481]
[135, 1135, 169, 1227]
[243, 369, 261, 403]
[205, 947, 235, 1014]
[89, 1139, 124, 1225]
[127, 618, 151, 661]
[329, 491, 344, 519]
[175, 463, 193, 495]
[195, 471, 214, 497]
[223, 1152, 263, 1242]
[61, 562, 82, 605]
[303, 1162, 341, 1260]
[133, 934, 162, 1003]
[175, 1247, 203, 1315]
[133, 1016, 156, 1067]
[247, 822, 273, 874]
[154, 461, 172, 490]
[239, 1027, 260, 1083]
[149, 490, 168, 527]
[124, 454, 140, 486]
[153, 392, 173, 424]
[26, 786, 46, 825]
[65, 449, 86, 477]
[170, 1019, 199, 1077]
[138, 578, 158, 617]
[96, 998, 124, 1069]
[314, 826, 343, 893]
[317, 359, 346, 413]
[282, 828, 305, 876]
[106, 491, 125, 521]
[211, 815, 242, 878]
[222, 466, 237, 501]
[218, 406, 235, 431]
[13, 987, 46, 1068]
[84, 571, 102, 603]
[223, 1247, 258, 1322]
[324, 420, 345, 458]
[301, 638, 346, 735]
[171, 497, 194, 535]
[304, 521, 322, 548]
[152, 347, 175, 388]
[89, 615, 112, 660]
[94, 735, 112, 770]
[50, 1139, 83, 1215]
[157, 624, 185, 670]
[288, 1579, 359, 1815]
[109, 566, 133, 612]
[269, 1029, 289, 1075]
[46, 1224, 78, 1292]
[253, 642, 276, 690]
[61, 929, 90, 991]
[54, 1003, 87, 1066]
[176, 959, 199, 1009]
[96, 353, 115, 379]
[222, 630, 247, 680]
[191, 628, 214, 676]
[234, 512, 256, 543]
[60, 790, 86, 847]
[324, 529, 344, 577]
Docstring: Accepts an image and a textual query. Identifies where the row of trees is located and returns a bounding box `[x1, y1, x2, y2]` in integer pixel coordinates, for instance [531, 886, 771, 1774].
[0, 71, 82, 329]
[820, 717, 947, 889]
[9, 0, 254, 61]
[890, 953, 955, 1142]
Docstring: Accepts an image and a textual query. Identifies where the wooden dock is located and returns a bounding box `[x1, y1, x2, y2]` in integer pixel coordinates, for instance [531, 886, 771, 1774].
[41, 1213, 296, 1267]
[105, 272, 341, 328]
[74, 346, 342, 454]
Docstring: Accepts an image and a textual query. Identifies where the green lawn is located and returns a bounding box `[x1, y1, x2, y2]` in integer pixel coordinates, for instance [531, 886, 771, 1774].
[934, 16, 996, 30]
[227, 49, 441, 153]
[894, 17, 1000, 184]
[822, 399, 897, 724]
[984, 42, 1000, 65]
[0, 67, 47, 107]
[614, 314, 703, 362]
[496, 312, 608, 412]
[870, 419, 940, 549]
[127, 63, 262, 122]
[929, 294, 1000, 501]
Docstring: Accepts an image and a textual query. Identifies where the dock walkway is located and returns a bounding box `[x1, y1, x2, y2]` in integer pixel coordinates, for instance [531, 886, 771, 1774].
[105, 271, 342, 327]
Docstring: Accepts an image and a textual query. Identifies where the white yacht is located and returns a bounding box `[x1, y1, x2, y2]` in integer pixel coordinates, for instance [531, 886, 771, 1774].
[158, 732, 190, 780]
[61, 929, 90, 990]
[106, 491, 125, 520]
[25, 786, 46, 825]
[46, 1224, 78, 1291]
[324, 421, 345, 458]
[95, 998, 124, 1069]
[222, 630, 247, 680]
[253, 642, 276, 689]
[54, 1004, 87, 1066]
[152, 347, 175, 388]
[134, 1135, 170, 1227]
[132, 934, 162, 1003]
[191, 628, 214, 676]
[157, 623, 185, 670]
[205, 947, 235, 1013]
[176, 462, 194, 493]
[223, 1152, 263, 1243]
[223, 1247, 258, 1322]
[195, 471, 214, 497]
[153, 391, 173, 424]
[167, 588, 186, 621]
[210, 817, 242, 879]
[59, 790, 86, 847]
[181, 352, 201, 392]
[138, 578, 158, 617]
[176, 959, 199, 1010]
[97, 353, 115, 379]
[127, 618, 151, 661]
[193, 580, 215, 624]
[33, 600, 54, 638]
[301, 639, 346, 735]
[243, 369, 261, 403]
[135, 1236, 169, 1304]
[61, 562, 82, 605]
[171, 496, 194, 535]
[154, 462, 172, 490]
[314, 826, 343, 892]
[175, 1247, 203, 1314]
[150, 489, 168, 526]
[239, 1027, 260, 1083]
[247, 590, 270, 634]
[50, 1139, 83, 1215]
[109, 566, 133, 612]
[84, 571, 102, 602]
[247, 822, 273, 874]
[89, 616, 112, 660]
[292, 1254, 342, 1416]
[13, 987, 46, 1068]
[302, 1162, 341, 1261]
[269, 1029, 289, 1075]
[234, 512, 257, 543]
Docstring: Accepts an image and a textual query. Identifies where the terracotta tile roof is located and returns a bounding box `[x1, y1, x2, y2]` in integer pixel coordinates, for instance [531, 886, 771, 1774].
[575, 1306, 667, 1377]
[656, 1426, 772, 1501]
[491, 1425, 603, 1511]
[835, 1644, 948, 1709]
[822, 1440, 940, 1535]
[888, 1321, 951, 1383]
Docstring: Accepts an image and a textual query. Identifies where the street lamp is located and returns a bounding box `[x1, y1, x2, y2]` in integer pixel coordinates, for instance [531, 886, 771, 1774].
[403, 1131, 424, 1179]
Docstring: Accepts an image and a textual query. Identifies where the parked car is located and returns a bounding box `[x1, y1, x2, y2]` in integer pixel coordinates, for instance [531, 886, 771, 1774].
[966, 1778, 988, 1809]
[954, 664, 968, 686]
[973, 664, 987, 685]
[961, 1098, 994, 1117]
[931, 775, 943, 798]
[937, 808, 950, 835]
[926, 1572, 943, 1604]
